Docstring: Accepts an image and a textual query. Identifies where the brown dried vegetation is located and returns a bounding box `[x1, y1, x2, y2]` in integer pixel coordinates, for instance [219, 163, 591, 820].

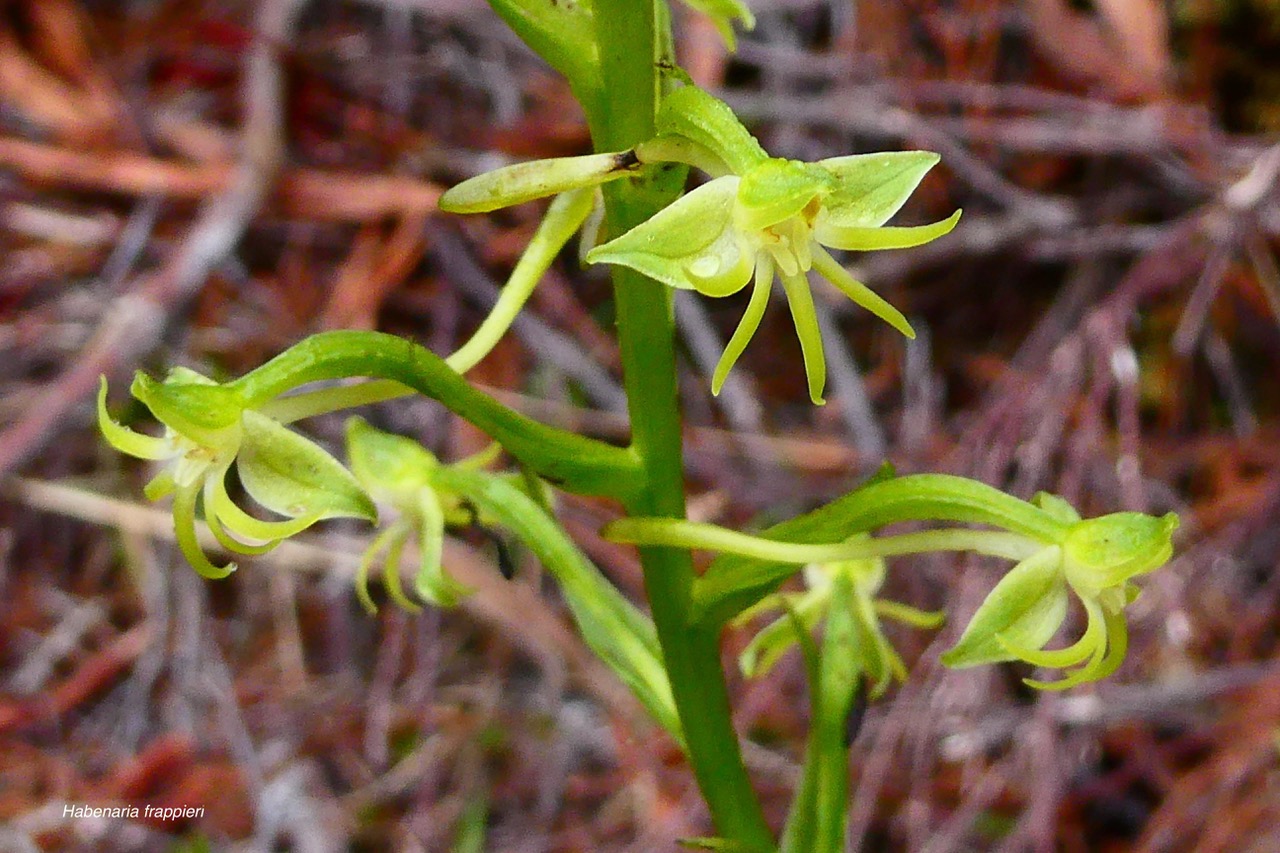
[1, 0, 1278, 849]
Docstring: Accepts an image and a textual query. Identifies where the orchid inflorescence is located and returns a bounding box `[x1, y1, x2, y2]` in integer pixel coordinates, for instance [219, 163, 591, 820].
[93, 4, 1184, 848]
[98, 79, 1174, 696]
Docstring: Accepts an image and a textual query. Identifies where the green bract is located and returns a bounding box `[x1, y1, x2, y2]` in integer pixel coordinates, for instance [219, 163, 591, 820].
[438, 152, 639, 215]
[98, 371, 375, 579]
[589, 86, 961, 403]
[481, 0, 753, 108]
[942, 511, 1179, 689]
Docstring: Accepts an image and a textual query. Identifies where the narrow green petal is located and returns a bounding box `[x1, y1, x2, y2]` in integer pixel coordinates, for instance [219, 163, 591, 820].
[205, 504, 276, 556]
[144, 470, 177, 501]
[210, 469, 319, 543]
[98, 377, 170, 460]
[172, 482, 235, 579]
[382, 525, 420, 612]
[587, 177, 755, 297]
[1020, 607, 1129, 690]
[354, 541, 381, 615]
[810, 246, 915, 339]
[738, 593, 826, 678]
[875, 600, 946, 629]
[730, 590, 808, 627]
[414, 488, 471, 607]
[779, 272, 826, 405]
[850, 593, 895, 697]
[998, 593, 1105, 669]
[871, 643, 909, 698]
[354, 525, 403, 615]
[1089, 608, 1130, 681]
[203, 471, 277, 555]
[711, 256, 774, 395]
[814, 209, 961, 252]
[1022, 640, 1107, 691]
[446, 187, 597, 374]
[439, 151, 638, 214]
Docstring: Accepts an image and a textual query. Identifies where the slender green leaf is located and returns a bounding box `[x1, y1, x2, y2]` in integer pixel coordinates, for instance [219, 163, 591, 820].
[434, 466, 681, 742]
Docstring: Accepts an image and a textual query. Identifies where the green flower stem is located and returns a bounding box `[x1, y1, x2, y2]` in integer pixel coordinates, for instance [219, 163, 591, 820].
[692, 474, 1071, 627]
[605, 520, 1045, 565]
[229, 331, 643, 501]
[258, 379, 412, 424]
[259, 189, 593, 426]
[589, 1, 774, 847]
[810, 571, 860, 853]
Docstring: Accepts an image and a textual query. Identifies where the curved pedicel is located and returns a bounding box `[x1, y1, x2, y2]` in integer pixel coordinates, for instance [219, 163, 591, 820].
[230, 331, 644, 501]
[685, 473, 1072, 625]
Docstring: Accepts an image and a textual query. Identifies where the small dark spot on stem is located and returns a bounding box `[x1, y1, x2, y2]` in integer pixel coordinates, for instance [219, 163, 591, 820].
[614, 150, 641, 172]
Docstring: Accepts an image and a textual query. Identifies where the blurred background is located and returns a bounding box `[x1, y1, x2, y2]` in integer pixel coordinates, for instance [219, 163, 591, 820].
[0, 0, 1278, 849]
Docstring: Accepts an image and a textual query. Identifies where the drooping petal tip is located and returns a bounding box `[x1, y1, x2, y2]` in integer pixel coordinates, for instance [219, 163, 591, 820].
[97, 376, 170, 460]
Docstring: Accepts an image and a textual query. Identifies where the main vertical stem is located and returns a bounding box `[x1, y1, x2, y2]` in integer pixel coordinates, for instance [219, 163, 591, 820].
[589, 2, 773, 847]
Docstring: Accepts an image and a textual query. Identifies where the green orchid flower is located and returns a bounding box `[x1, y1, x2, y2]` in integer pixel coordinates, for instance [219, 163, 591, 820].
[588, 85, 960, 403]
[436, 86, 957, 404]
[98, 370, 375, 579]
[607, 480, 1179, 692]
[735, 541, 944, 698]
[344, 416, 505, 611]
[941, 507, 1179, 690]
